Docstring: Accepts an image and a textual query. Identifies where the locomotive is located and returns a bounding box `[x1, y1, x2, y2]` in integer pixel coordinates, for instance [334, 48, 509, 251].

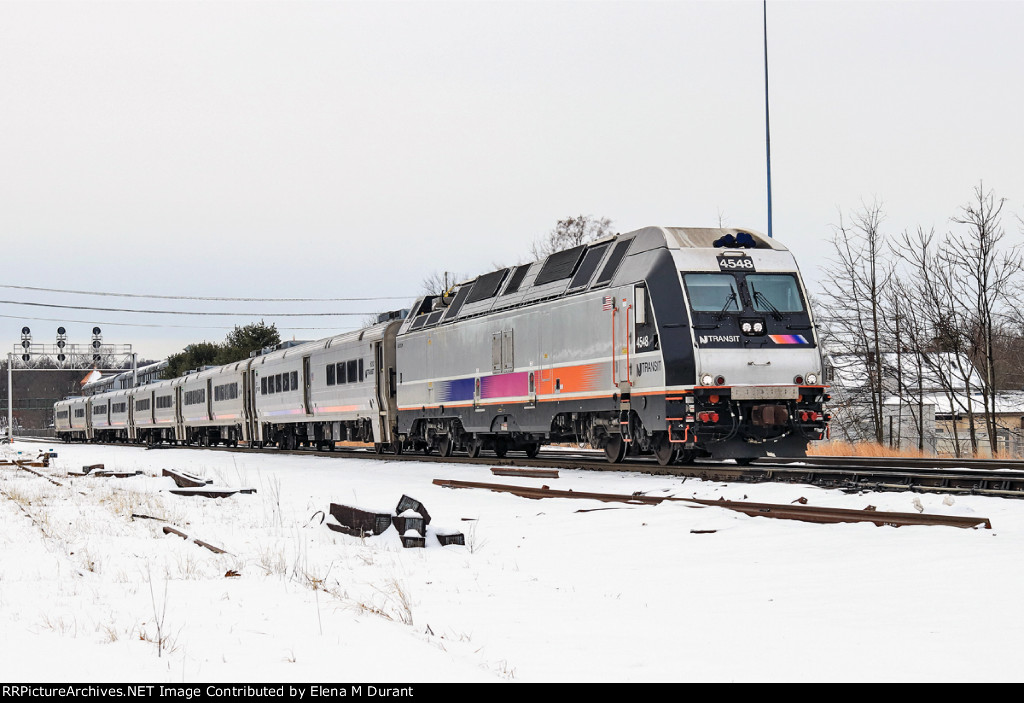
[55, 226, 827, 465]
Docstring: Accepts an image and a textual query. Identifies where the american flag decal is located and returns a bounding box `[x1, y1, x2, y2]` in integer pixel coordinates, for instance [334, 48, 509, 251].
[602, 296, 614, 311]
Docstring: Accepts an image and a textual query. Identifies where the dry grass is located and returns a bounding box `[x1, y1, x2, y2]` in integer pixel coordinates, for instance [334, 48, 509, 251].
[808, 439, 1022, 460]
[807, 440, 933, 458]
[257, 544, 288, 576]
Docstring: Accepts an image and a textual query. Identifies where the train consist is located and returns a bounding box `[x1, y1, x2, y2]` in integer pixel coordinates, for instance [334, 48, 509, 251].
[54, 226, 828, 465]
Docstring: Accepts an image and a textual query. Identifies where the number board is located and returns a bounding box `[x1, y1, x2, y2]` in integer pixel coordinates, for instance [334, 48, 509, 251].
[732, 385, 799, 400]
[716, 254, 756, 272]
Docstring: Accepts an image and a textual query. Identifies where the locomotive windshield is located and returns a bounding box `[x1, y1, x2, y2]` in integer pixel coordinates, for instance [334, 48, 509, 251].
[683, 272, 805, 313]
[745, 274, 804, 312]
[683, 274, 742, 312]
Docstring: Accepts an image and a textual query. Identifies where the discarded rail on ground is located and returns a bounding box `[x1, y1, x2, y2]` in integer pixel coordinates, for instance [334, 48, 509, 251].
[432, 479, 992, 529]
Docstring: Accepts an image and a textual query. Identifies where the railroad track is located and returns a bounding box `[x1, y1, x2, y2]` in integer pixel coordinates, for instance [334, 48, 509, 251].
[16, 436, 1024, 499]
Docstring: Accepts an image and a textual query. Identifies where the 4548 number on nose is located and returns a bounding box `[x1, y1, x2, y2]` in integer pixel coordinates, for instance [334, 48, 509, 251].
[717, 255, 755, 271]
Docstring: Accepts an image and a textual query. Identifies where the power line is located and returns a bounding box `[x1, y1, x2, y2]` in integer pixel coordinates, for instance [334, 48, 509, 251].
[0, 283, 413, 302]
[0, 299, 380, 317]
[0, 312, 359, 332]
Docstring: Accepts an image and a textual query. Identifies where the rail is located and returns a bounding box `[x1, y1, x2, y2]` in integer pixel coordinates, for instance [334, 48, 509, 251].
[431, 479, 993, 529]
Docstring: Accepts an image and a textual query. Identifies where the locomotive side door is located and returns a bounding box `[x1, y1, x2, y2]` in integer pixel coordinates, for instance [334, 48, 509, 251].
[613, 290, 633, 390]
[632, 283, 656, 358]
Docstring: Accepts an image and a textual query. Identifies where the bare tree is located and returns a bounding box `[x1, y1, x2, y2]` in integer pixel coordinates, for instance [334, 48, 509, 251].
[818, 200, 893, 443]
[419, 270, 468, 297]
[890, 225, 980, 456]
[945, 183, 1022, 454]
[530, 215, 613, 259]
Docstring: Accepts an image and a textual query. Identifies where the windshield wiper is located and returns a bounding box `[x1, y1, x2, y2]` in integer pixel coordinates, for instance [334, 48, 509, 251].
[751, 286, 784, 321]
[716, 290, 738, 320]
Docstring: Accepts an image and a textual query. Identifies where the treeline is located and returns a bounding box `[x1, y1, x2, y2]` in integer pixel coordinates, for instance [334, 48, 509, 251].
[161, 321, 280, 380]
[818, 183, 1023, 456]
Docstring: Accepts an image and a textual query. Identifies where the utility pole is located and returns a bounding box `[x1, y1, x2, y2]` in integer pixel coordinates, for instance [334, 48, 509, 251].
[763, 0, 773, 238]
[6, 353, 12, 443]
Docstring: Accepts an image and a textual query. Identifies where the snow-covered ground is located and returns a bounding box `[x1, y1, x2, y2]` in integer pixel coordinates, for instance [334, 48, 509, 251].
[0, 439, 1020, 683]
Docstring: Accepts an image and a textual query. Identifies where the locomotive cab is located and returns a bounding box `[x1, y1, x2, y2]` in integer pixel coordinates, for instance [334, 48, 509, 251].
[665, 228, 827, 460]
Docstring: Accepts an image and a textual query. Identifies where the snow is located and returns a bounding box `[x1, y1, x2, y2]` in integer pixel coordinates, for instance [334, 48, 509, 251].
[1, 439, 1021, 682]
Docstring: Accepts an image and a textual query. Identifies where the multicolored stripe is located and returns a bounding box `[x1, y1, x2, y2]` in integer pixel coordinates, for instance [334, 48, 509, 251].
[434, 377, 476, 403]
[769, 334, 809, 345]
[316, 405, 362, 414]
[264, 408, 306, 417]
[481, 372, 529, 399]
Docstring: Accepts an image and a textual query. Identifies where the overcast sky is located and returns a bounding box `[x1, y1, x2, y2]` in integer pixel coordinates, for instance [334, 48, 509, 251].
[1, 0, 1021, 362]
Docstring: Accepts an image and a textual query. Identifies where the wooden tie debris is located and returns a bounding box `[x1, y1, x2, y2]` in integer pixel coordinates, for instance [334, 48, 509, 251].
[162, 525, 230, 554]
[162, 468, 213, 488]
[0, 450, 55, 469]
[490, 467, 560, 479]
[161, 467, 254, 497]
[168, 487, 256, 498]
[66, 463, 142, 478]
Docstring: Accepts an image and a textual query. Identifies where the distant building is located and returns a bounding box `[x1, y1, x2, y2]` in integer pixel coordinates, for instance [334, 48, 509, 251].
[823, 351, 1024, 455]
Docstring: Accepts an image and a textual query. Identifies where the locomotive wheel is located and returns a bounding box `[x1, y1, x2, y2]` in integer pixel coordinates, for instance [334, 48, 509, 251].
[392, 439, 404, 455]
[653, 436, 679, 466]
[438, 434, 454, 458]
[467, 437, 483, 458]
[523, 443, 540, 458]
[373, 443, 385, 454]
[604, 436, 626, 464]
[493, 439, 508, 458]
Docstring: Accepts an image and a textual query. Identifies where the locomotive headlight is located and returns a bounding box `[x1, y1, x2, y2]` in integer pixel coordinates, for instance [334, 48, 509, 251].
[806, 373, 818, 385]
[753, 321, 764, 333]
[700, 373, 714, 386]
[741, 322, 752, 333]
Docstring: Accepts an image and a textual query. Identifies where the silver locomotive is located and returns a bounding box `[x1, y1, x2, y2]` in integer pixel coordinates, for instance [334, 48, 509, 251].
[55, 227, 827, 465]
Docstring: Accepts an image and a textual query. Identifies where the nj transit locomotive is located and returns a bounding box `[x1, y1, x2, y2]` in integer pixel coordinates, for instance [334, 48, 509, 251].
[54, 227, 827, 465]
